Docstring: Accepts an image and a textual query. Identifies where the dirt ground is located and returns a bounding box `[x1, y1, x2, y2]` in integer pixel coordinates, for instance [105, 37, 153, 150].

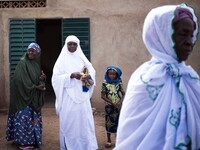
[0, 100, 116, 150]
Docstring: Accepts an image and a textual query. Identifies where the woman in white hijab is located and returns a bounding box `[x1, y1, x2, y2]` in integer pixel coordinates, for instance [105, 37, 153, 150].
[52, 35, 98, 150]
[115, 4, 200, 150]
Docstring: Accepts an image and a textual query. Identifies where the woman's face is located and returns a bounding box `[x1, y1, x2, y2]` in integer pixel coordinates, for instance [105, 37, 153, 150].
[27, 48, 40, 60]
[173, 18, 195, 62]
[67, 42, 77, 53]
[108, 69, 117, 80]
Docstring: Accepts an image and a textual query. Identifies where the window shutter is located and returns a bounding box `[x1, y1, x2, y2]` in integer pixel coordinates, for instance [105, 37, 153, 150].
[9, 19, 36, 79]
[62, 18, 90, 60]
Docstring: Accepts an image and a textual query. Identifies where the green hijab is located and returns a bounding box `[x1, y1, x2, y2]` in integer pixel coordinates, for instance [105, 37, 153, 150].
[9, 53, 44, 114]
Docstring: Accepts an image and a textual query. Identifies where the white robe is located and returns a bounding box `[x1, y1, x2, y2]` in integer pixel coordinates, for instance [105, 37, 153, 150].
[52, 36, 98, 150]
[115, 4, 200, 150]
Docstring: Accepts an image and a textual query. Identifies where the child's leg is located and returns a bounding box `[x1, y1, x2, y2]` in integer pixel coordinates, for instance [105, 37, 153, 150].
[107, 132, 111, 143]
[105, 132, 112, 148]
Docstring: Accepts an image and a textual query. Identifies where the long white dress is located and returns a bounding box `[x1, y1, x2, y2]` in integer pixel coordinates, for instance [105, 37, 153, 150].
[52, 36, 98, 150]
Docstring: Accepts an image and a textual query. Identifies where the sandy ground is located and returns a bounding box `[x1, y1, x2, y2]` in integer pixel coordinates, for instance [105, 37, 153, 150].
[0, 100, 116, 150]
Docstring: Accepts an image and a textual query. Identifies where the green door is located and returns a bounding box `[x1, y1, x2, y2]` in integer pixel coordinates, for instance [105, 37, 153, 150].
[9, 19, 36, 79]
[62, 18, 90, 60]
[9, 18, 90, 80]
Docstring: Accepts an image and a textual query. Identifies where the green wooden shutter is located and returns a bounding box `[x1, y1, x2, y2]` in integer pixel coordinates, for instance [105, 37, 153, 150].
[9, 19, 36, 79]
[62, 18, 90, 60]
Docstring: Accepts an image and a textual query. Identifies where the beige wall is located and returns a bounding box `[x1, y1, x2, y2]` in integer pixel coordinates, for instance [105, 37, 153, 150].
[0, 0, 200, 110]
[0, 12, 6, 109]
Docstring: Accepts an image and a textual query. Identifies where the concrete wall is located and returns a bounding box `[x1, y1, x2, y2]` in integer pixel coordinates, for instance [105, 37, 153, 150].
[0, 11, 6, 110]
[0, 0, 200, 111]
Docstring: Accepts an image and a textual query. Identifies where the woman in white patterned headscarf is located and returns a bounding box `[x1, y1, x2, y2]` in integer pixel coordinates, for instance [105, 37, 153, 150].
[115, 3, 200, 150]
[52, 35, 98, 150]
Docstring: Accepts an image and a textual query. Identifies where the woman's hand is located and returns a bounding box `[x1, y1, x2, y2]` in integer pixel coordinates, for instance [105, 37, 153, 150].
[39, 70, 46, 81]
[70, 72, 82, 80]
[81, 74, 91, 82]
[36, 84, 46, 91]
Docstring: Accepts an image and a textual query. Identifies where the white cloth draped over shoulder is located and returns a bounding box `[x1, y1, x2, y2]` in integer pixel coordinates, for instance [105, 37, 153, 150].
[115, 4, 200, 150]
[52, 35, 98, 150]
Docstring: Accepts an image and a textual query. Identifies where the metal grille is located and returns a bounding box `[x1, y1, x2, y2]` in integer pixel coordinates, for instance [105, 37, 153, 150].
[0, 0, 46, 8]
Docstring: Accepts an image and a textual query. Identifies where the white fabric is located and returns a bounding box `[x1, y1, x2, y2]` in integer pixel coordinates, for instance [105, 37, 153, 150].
[52, 35, 98, 150]
[115, 4, 200, 150]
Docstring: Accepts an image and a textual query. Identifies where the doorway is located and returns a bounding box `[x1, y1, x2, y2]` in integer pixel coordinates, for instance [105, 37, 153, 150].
[9, 18, 90, 103]
[36, 19, 62, 101]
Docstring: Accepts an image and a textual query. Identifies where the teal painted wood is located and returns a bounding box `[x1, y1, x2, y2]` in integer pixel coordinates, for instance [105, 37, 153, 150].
[62, 18, 90, 60]
[9, 19, 35, 79]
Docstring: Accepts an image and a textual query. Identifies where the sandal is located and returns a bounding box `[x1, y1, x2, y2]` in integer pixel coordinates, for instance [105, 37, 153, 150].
[105, 142, 112, 148]
[19, 146, 34, 150]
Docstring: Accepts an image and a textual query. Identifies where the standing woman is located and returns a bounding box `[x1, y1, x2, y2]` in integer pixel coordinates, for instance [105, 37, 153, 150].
[6, 43, 46, 150]
[52, 35, 98, 150]
[115, 3, 200, 150]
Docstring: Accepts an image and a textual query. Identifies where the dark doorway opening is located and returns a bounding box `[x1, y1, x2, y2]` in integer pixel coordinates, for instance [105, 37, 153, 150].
[36, 19, 62, 102]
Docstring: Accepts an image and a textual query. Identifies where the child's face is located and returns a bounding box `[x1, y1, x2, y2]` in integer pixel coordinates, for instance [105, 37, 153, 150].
[108, 69, 117, 80]
[173, 18, 195, 62]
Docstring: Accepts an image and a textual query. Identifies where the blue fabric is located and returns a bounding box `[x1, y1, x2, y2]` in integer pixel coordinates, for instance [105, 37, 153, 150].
[82, 85, 89, 92]
[6, 105, 42, 147]
[104, 66, 122, 84]
[27, 42, 41, 52]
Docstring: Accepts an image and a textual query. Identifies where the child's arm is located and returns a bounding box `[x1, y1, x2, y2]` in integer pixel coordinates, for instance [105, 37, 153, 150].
[101, 82, 118, 107]
[121, 90, 125, 101]
[101, 92, 113, 105]
[120, 82, 126, 101]
[116, 82, 126, 109]
[101, 92, 119, 109]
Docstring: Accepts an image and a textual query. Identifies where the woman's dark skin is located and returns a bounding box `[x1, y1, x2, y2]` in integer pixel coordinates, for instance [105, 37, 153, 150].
[173, 18, 195, 62]
[27, 48, 40, 60]
[67, 42, 78, 53]
[68, 41, 91, 81]
[37, 70, 46, 91]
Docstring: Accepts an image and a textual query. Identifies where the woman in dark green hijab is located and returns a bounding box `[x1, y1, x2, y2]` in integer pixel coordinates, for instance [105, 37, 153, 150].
[6, 43, 46, 150]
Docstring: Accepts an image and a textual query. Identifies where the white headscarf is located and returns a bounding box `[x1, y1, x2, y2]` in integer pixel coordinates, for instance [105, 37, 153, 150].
[52, 35, 95, 115]
[115, 4, 200, 150]
[143, 3, 198, 63]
